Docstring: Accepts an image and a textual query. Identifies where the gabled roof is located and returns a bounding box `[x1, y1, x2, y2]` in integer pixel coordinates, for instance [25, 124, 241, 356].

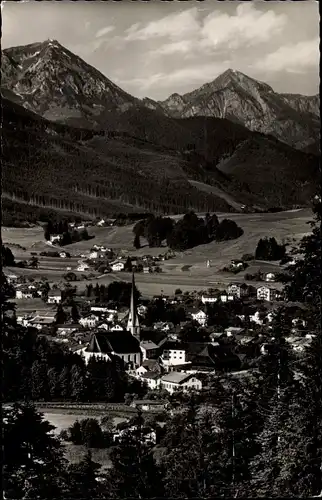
[140, 341, 158, 350]
[141, 359, 162, 371]
[140, 371, 162, 380]
[86, 331, 141, 355]
[141, 330, 167, 346]
[161, 372, 198, 384]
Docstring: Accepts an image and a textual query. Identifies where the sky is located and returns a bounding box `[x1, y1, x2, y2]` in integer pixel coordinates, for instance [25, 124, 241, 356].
[2, 0, 320, 100]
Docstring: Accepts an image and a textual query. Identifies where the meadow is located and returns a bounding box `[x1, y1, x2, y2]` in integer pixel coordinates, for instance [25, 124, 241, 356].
[3, 209, 312, 298]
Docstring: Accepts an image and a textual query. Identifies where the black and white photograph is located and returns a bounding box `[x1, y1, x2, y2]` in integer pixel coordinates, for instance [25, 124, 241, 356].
[1, 0, 321, 498]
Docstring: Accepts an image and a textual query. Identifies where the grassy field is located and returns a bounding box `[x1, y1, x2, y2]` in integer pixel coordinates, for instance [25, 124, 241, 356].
[40, 410, 128, 470]
[3, 209, 312, 297]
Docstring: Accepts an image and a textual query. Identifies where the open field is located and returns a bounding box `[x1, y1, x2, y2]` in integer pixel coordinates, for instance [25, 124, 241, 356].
[3, 209, 312, 297]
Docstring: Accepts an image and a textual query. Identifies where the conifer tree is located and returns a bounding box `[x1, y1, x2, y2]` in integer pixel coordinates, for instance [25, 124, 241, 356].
[3, 403, 67, 499]
[106, 410, 164, 499]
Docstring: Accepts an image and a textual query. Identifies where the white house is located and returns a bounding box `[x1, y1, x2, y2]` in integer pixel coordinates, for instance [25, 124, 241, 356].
[227, 283, 249, 299]
[111, 261, 125, 272]
[79, 314, 100, 328]
[77, 263, 89, 272]
[160, 372, 203, 394]
[59, 251, 67, 258]
[265, 273, 276, 282]
[47, 289, 62, 304]
[16, 289, 33, 299]
[201, 295, 218, 304]
[89, 251, 98, 259]
[160, 343, 192, 370]
[257, 285, 278, 302]
[28, 314, 55, 330]
[5, 273, 18, 283]
[139, 371, 162, 390]
[190, 309, 207, 326]
[97, 219, 106, 227]
[50, 235, 62, 244]
[110, 323, 123, 331]
[219, 292, 235, 303]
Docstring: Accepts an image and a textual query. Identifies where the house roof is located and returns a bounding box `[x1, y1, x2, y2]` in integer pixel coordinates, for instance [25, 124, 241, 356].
[140, 341, 158, 350]
[141, 359, 162, 371]
[161, 371, 196, 384]
[225, 327, 245, 334]
[86, 332, 140, 355]
[140, 371, 162, 380]
[141, 330, 167, 346]
[161, 340, 186, 351]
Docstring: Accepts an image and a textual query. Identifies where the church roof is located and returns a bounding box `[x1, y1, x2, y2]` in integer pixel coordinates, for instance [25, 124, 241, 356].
[86, 332, 141, 355]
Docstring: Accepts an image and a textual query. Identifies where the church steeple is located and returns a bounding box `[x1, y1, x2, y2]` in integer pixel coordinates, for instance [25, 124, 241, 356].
[127, 272, 140, 341]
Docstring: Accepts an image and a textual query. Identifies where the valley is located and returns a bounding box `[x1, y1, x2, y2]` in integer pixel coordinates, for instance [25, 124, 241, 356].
[3, 209, 311, 299]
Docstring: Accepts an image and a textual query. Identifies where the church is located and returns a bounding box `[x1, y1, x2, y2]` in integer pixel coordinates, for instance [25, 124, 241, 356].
[77, 273, 142, 367]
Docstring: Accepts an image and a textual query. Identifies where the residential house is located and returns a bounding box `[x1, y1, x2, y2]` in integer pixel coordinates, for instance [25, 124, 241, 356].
[56, 324, 79, 335]
[79, 313, 100, 329]
[219, 292, 235, 303]
[143, 266, 151, 274]
[257, 285, 278, 302]
[76, 331, 141, 366]
[225, 327, 245, 337]
[5, 273, 18, 283]
[140, 329, 168, 349]
[130, 400, 166, 412]
[189, 308, 207, 326]
[160, 341, 190, 369]
[231, 260, 245, 270]
[139, 371, 162, 390]
[77, 263, 89, 272]
[227, 282, 249, 299]
[110, 261, 125, 272]
[50, 235, 62, 244]
[15, 288, 33, 299]
[153, 321, 174, 332]
[47, 289, 62, 304]
[59, 251, 67, 258]
[160, 372, 203, 394]
[136, 359, 163, 377]
[201, 294, 218, 304]
[265, 272, 276, 282]
[183, 342, 219, 374]
[110, 323, 124, 331]
[89, 251, 98, 259]
[28, 314, 55, 330]
[140, 340, 159, 361]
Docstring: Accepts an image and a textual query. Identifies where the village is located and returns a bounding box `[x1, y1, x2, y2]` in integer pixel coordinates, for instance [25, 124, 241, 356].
[5, 254, 312, 399]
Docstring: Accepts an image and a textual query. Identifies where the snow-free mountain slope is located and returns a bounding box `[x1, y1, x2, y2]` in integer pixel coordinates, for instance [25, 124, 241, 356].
[158, 69, 320, 152]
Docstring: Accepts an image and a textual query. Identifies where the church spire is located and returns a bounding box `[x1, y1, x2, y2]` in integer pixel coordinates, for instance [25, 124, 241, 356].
[127, 272, 140, 340]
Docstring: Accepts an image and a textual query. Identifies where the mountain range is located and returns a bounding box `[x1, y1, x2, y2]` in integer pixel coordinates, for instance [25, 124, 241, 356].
[2, 39, 320, 223]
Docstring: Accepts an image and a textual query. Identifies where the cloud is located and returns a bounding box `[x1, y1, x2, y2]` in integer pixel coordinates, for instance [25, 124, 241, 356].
[95, 25, 115, 38]
[117, 62, 232, 94]
[153, 40, 193, 56]
[125, 4, 287, 53]
[201, 3, 288, 50]
[125, 7, 200, 41]
[253, 38, 319, 73]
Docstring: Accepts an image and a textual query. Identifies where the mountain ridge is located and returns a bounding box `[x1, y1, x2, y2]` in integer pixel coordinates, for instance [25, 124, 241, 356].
[1, 40, 320, 223]
[157, 69, 320, 152]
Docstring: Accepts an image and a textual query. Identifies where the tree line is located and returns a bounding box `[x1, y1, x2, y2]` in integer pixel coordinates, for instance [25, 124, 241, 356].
[133, 211, 243, 251]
